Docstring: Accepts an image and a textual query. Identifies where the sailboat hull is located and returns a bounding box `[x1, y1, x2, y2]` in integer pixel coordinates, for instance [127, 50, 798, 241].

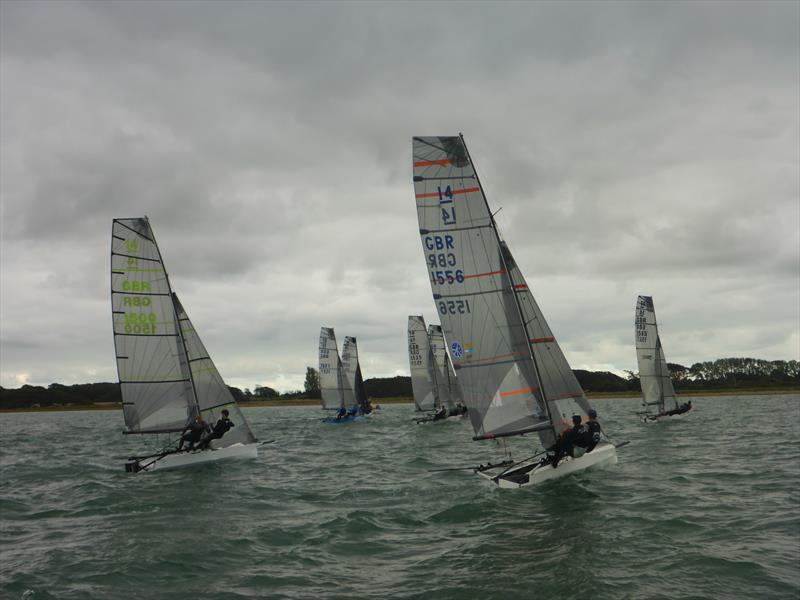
[640, 405, 693, 423]
[477, 443, 618, 489]
[125, 442, 259, 473]
[321, 415, 364, 424]
[414, 413, 466, 424]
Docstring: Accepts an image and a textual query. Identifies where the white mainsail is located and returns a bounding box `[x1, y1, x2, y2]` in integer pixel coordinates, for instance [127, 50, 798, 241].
[408, 316, 438, 411]
[635, 295, 679, 415]
[318, 327, 355, 410]
[428, 324, 457, 411]
[110, 217, 256, 445]
[413, 135, 597, 447]
[342, 336, 369, 410]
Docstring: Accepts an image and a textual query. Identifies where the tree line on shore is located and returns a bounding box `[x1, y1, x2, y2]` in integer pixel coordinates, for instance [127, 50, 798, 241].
[1, 358, 797, 410]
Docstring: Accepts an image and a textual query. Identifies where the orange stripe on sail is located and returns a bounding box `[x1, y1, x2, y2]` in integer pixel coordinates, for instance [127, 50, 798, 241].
[464, 269, 506, 280]
[514, 284, 528, 289]
[414, 159, 452, 167]
[415, 186, 481, 199]
[500, 387, 537, 397]
[530, 337, 555, 343]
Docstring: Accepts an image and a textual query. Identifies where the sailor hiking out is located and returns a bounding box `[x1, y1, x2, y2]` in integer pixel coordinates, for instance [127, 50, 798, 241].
[177, 415, 210, 452]
[197, 409, 235, 450]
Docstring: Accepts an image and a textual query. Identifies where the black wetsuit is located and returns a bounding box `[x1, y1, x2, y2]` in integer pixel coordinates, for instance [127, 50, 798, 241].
[433, 407, 448, 421]
[664, 402, 691, 417]
[583, 420, 602, 452]
[198, 417, 234, 449]
[178, 420, 209, 450]
[550, 423, 585, 467]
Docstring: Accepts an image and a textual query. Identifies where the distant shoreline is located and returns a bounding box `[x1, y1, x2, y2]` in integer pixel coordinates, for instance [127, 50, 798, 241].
[1, 388, 797, 413]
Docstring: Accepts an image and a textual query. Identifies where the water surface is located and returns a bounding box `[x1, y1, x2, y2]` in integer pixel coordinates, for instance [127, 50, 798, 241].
[1, 395, 798, 599]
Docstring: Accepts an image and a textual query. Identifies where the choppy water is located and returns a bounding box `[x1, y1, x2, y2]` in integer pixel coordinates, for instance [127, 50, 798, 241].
[1, 395, 798, 600]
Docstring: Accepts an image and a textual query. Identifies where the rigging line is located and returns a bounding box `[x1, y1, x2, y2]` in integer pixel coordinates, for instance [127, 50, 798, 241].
[459, 133, 558, 444]
[472, 421, 552, 441]
[114, 219, 155, 243]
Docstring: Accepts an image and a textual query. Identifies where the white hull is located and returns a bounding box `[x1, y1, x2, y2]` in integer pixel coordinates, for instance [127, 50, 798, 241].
[477, 443, 618, 489]
[640, 409, 692, 423]
[127, 442, 259, 473]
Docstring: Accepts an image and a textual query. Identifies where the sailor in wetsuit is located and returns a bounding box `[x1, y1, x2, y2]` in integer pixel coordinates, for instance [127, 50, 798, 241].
[197, 409, 235, 450]
[663, 400, 692, 417]
[432, 404, 448, 421]
[177, 415, 210, 451]
[335, 406, 347, 420]
[583, 409, 603, 452]
[549, 414, 585, 468]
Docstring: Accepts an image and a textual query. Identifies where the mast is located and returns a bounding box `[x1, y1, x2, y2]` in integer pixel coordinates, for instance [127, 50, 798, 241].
[457, 134, 558, 443]
[146, 217, 202, 420]
[657, 339, 665, 414]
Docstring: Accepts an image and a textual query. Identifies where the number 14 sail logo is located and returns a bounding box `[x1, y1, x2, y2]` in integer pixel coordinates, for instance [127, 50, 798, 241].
[438, 186, 456, 225]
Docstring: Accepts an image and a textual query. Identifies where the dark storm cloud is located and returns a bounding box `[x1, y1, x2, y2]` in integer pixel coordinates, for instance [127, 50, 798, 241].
[1, 0, 797, 390]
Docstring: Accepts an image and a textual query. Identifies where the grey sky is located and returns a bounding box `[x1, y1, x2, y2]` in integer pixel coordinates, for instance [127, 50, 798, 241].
[1, 0, 798, 392]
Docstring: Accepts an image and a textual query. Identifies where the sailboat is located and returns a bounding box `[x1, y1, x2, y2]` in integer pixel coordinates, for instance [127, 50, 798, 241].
[408, 316, 465, 423]
[412, 135, 619, 488]
[111, 217, 259, 472]
[408, 315, 438, 412]
[318, 327, 362, 424]
[635, 295, 692, 423]
[341, 336, 373, 414]
[428, 324, 466, 418]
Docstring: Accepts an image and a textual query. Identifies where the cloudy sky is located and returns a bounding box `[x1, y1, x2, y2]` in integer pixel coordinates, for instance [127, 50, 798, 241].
[1, 0, 798, 393]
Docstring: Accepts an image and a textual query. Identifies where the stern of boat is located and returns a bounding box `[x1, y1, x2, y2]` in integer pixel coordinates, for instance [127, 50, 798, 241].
[479, 443, 618, 489]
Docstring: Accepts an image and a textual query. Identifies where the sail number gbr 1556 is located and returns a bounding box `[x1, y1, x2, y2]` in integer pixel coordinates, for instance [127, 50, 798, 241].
[424, 235, 463, 286]
[438, 299, 471, 315]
